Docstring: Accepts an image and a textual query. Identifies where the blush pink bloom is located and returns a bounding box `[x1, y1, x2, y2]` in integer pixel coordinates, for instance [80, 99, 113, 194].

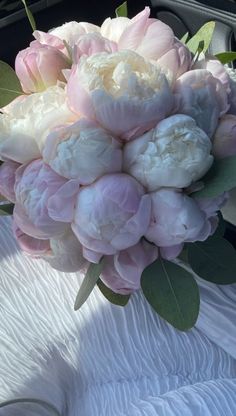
[212, 114, 236, 159]
[14, 159, 79, 239]
[174, 69, 229, 138]
[72, 32, 117, 63]
[13, 221, 51, 256]
[43, 119, 122, 183]
[156, 39, 191, 82]
[67, 50, 174, 140]
[15, 41, 69, 93]
[0, 160, 20, 202]
[193, 54, 231, 93]
[101, 240, 158, 295]
[49, 21, 100, 47]
[103, 7, 174, 61]
[145, 188, 214, 247]
[72, 173, 151, 256]
[195, 193, 228, 234]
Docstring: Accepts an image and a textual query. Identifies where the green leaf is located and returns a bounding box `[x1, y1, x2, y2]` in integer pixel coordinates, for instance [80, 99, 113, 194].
[97, 279, 130, 306]
[180, 32, 189, 44]
[21, 0, 36, 32]
[0, 203, 14, 216]
[188, 235, 236, 284]
[192, 156, 236, 198]
[74, 259, 104, 311]
[115, 1, 128, 17]
[215, 51, 236, 65]
[141, 258, 200, 331]
[0, 61, 23, 107]
[214, 211, 226, 237]
[186, 21, 215, 55]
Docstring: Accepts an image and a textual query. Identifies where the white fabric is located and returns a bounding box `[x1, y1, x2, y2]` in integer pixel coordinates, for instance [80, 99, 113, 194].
[0, 216, 236, 415]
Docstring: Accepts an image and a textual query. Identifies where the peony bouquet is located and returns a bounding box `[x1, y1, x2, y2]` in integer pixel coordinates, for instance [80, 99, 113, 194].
[1, 1, 236, 331]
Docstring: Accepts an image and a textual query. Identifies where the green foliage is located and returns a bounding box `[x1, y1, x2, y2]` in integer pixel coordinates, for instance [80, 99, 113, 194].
[186, 21, 215, 55]
[115, 1, 128, 17]
[180, 32, 189, 44]
[74, 259, 104, 311]
[188, 235, 236, 284]
[192, 156, 236, 198]
[0, 203, 14, 216]
[97, 279, 130, 306]
[141, 258, 200, 331]
[0, 61, 23, 107]
[21, 0, 36, 31]
[215, 51, 236, 65]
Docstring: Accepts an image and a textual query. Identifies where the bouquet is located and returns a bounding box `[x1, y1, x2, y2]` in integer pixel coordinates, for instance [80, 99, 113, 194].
[1, 1, 236, 332]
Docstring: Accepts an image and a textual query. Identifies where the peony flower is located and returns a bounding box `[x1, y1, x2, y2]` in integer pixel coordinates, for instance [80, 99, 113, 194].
[102, 7, 174, 61]
[15, 40, 69, 93]
[145, 188, 214, 247]
[174, 69, 229, 138]
[45, 229, 87, 272]
[72, 32, 117, 63]
[101, 240, 158, 294]
[14, 159, 79, 239]
[212, 114, 236, 159]
[0, 85, 76, 162]
[193, 54, 231, 93]
[67, 50, 174, 140]
[43, 118, 122, 183]
[195, 193, 228, 234]
[72, 173, 151, 255]
[124, 114, 213, 191]
[0, 160, 20, 202]
[49, 21, 100, 47]
[156, 38, 191, 82]
[13, 221, 51, 256]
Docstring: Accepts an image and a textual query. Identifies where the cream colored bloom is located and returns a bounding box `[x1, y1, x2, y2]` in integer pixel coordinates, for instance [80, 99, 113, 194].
[0, 85, 75, 163]
[124, 114, 213, 190]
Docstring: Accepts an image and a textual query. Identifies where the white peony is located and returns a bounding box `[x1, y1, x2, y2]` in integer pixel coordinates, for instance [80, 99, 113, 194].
[0, 85, 75, 163]
[49, 21, 100, 46]
[43, 119, 122, 184]
[123, 114, 213, 191]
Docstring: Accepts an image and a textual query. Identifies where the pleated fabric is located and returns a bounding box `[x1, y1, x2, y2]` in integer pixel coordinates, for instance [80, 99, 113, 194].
[0, 216, 236, 415]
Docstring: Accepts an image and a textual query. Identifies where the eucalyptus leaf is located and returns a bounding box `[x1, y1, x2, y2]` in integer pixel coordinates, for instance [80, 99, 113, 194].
[115, 1, 128, 17]
[141, 258, 200, 331]
[188, 235, 236, 284]
[192, 156, 236, 198]
[74, 259, 104, 311]
[97, 279, 130, 306]
[215, 51, 236, 65]
[0, 61, 23, 107]
[180, 32, 189, 44]
[186, 21, 215, 55]
[0, 203, 14, 216]
[21, 0, 36, 31]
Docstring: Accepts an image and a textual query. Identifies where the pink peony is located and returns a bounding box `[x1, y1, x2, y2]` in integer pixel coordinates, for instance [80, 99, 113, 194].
[72, 32, 117, 63]
[0, 160, 20, 202]
[101, 240, 158, 294]
[15, 41, 69, 93]
[174, 69, 229, 138]
[13, 221, 51, 256]
[212, 114, 236, 159]
[72, 173, 151, 256]
[14, 159, 79, 239]
[145, 188, 215, 247]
